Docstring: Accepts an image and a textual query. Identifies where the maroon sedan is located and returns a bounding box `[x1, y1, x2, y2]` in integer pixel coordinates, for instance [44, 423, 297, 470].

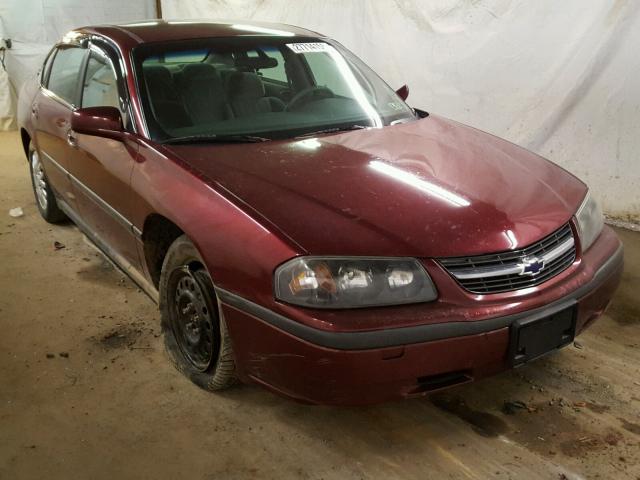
[18, 20, 622, 405]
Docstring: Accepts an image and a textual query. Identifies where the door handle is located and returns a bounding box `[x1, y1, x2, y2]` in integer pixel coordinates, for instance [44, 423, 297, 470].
[66, 130, 78, 148]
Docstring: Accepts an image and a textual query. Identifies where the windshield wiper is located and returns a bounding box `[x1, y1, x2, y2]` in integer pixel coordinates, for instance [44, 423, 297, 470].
[295, 124, 368, 139]
[160, 134, 271, 145]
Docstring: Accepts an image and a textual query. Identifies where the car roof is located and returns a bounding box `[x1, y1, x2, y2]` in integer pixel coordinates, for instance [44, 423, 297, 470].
[73, 19, 324, 48]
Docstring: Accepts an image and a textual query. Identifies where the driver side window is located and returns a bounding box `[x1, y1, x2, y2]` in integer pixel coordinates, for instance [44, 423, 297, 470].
[82, 51, 119, 110]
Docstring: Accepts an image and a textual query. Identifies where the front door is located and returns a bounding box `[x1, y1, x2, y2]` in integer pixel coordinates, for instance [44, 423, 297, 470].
[65, 43, 142, 271]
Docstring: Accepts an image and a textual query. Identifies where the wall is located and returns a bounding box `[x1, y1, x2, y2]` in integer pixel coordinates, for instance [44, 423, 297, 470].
[162, 0, 640, 223]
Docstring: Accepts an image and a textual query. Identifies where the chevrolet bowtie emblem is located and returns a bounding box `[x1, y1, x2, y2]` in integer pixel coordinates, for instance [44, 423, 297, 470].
[518, 257, 545, 276]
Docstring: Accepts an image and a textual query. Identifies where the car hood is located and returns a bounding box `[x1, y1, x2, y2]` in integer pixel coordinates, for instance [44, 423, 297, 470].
[167, 115, 587, 257]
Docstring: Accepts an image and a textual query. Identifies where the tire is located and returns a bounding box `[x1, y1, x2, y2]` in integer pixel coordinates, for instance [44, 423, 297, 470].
[159, 235, 236, 391]
[28, 143, 67, 223]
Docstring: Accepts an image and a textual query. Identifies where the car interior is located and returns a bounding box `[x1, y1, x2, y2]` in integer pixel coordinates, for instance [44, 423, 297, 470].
[143, 60, 289, 130]
[138, 43, 414, 140]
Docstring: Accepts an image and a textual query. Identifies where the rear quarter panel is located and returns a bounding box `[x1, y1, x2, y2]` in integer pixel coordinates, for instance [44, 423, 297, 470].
[17, 74, 40, 143]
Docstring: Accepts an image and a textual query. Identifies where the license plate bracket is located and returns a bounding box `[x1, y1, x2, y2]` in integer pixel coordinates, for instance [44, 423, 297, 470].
[509, 306, 576, 367]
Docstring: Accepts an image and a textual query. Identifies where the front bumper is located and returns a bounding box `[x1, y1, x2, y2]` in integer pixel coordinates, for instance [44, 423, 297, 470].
[219, 227, 623, 405]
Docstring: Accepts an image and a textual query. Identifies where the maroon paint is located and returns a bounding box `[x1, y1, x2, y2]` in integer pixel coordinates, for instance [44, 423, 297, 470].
[223, 227, 622, 405]
[17, 21, 623, 405]
[167, 115, 587, 258]
[29, 90, 79, 211]
[71, 106, 124, 139]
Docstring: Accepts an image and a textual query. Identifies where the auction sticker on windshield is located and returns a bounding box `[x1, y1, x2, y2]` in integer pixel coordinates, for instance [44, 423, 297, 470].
[287, 42, 330, 54]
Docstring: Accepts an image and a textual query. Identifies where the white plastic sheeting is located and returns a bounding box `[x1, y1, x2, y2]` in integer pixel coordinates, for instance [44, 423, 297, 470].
[163, 0, 640, 222]
[0, 17, 16, 130]
[0, 64, 14, 131]
[0, 0, 156, 129]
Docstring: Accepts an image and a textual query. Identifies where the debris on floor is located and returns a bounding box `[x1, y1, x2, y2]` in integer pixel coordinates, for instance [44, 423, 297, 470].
[94, 322, 148, 350]
[502, 400, 528, 415]
[54, 241, 65, 250]
[8, 207, 23, 218]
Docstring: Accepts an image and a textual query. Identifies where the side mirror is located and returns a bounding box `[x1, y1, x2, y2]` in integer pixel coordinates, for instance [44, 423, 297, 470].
[395, 84, 409, 101]
[71, 106, 123, 140]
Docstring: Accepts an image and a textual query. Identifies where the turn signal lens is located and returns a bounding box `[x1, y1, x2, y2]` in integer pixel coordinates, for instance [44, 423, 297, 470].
[289, 262, 337, 295]
[289, 269, 318, 294]
[275, 257, 437, 308]
[575, 191, 604, 252]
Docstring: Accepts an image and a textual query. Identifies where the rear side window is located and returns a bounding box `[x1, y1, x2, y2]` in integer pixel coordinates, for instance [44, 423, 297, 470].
[82, 51, 119, 109]
[47, 47, 86, 105]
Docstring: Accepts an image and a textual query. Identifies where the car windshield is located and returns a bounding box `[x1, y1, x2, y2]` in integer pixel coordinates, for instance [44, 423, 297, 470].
[133, 36, 416, 141]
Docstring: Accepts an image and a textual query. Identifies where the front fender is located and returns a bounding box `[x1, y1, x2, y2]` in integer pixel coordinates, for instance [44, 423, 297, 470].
[130, 139, 302, 309]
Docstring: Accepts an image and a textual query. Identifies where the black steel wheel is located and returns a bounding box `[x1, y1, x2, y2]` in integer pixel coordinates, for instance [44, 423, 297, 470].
[167, 267, 219, 372]
[159, 235, 236, 391]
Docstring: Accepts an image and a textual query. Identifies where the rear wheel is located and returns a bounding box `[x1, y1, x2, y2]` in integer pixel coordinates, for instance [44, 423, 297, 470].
[28, 143, 67, 223]
[159, 235, 236, 391]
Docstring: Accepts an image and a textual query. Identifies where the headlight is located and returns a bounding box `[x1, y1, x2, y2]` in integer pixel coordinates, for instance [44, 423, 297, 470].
[274, 257, 437, 308]
[575, 191, 604, 252]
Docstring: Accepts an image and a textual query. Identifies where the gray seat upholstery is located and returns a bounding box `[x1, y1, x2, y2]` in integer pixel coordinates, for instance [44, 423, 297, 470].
[143, 65, 192, 129]
[226, 72, 286, 117]
[144, 66, 177, 101]
[181, 63, 231, 124]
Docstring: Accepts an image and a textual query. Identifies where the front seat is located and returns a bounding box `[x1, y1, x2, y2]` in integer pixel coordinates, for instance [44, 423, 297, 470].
[143, 65, 192, 129]
[180, 63, 231, 124]
[226, 72, 286, 117]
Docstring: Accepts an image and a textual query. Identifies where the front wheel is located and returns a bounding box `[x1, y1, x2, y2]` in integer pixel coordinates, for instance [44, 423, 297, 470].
[159, 235, 236, 391]
[28, 143, 67, 223]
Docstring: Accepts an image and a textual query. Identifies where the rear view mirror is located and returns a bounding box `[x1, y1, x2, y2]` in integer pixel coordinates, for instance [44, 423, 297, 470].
[71, 106, 123, 140]
[234, 56, 278, 70]
[395, 84, 409, 101]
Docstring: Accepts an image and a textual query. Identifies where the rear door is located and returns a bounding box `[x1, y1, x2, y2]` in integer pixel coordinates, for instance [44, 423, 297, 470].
[65, 41, 142, 271]
[34, 45, 87, 210]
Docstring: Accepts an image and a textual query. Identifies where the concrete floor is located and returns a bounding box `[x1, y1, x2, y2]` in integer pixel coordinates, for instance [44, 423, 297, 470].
[0, 130, 639, 480]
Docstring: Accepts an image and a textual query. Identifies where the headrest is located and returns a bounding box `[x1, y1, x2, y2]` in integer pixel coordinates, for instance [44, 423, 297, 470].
[143, 65, 173, 86]
[226, 72, 266, 100]
[234, 55, 278, 70]
[182, 63, 220, 82]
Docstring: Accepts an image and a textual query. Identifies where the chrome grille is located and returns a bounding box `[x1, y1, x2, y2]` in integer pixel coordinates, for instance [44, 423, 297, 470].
[438, 224, 576, 294]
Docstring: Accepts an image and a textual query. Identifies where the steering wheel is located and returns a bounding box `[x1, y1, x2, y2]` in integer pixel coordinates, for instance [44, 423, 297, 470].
[285, 86, 335, 111]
